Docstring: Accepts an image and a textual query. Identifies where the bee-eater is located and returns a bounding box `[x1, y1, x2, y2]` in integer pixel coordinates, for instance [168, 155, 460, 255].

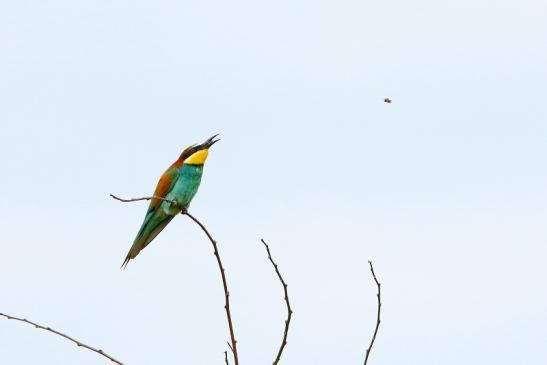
[121, 134, 219, 268]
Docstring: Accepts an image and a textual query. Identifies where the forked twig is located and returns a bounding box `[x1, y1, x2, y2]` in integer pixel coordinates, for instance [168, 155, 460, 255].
[261, 239, 293, 365]
[0, 312, 124, 364]
[110, 194, 239, 365]
[364, 261, 382, 365]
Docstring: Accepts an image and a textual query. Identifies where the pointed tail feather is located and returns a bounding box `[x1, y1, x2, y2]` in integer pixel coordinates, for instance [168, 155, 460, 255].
[121, 213, 175, 269]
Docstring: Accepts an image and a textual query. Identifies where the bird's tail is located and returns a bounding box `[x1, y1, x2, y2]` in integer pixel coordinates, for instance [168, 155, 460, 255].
[121, 212, 175, 269]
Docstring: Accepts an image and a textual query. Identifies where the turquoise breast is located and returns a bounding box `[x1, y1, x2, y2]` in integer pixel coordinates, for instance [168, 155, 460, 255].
[165, 164, 204, 212]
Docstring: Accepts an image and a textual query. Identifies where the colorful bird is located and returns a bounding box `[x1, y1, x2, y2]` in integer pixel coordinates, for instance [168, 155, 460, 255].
[121, 134, 219, 268]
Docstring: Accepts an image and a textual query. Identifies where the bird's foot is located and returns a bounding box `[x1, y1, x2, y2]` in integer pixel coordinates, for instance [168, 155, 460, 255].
[180, 208, 188, 215]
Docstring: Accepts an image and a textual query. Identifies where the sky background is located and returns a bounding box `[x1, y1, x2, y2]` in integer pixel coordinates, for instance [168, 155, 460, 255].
[1, 0, 546, 364]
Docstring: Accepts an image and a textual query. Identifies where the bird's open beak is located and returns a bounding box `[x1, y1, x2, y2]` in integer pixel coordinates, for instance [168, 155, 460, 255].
[202, 134, 220, 148]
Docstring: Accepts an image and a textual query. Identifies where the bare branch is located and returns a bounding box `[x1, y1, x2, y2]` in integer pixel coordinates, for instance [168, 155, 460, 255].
[0, 312, 124, 364]
[224, 350, 230, 365]
[110, 193, 178, 206]
[364, 261, 382, 365]
[261, 239, 293, 365]
[183, 211, 239, 365]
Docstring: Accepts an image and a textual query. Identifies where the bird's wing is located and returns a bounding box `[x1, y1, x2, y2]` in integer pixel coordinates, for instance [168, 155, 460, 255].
[121, 167, 180, 269]
[148, 167, 180, 212]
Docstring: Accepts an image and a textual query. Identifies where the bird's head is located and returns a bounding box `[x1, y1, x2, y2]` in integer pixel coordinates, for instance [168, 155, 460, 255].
[182, 134, 220, 165]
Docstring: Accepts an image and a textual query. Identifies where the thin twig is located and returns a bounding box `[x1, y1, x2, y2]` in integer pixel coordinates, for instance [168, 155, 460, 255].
[183, 211, 239, 365]
[226, 341, 234, 354]
[224, 350, 230, 365]
[0, 312, 124, 364]
[261, 239, 292, 365]
[110, 193, 178, 206]
[364, 261, 382, 365]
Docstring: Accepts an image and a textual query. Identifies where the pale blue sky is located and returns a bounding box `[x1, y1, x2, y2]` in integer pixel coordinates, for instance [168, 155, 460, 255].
[1, 0, 546, 364]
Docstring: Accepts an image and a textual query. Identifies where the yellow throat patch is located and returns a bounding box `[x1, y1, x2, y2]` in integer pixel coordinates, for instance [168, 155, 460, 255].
[185, 149, 209, 165]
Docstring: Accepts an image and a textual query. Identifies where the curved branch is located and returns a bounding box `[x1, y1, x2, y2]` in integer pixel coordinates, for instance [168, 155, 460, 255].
[261, 239, 292, 365]
[0, 312, 124, 364]
[183, 211, 239, 365]
[364, 261, 382, 365]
